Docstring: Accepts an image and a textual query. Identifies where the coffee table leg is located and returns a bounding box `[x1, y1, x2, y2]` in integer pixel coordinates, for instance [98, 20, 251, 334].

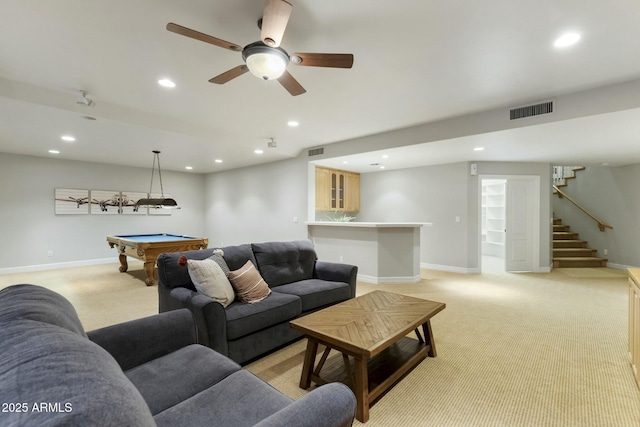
[422, 320, 437, 357]
[300, 339, 318, 388]
[353, 355, 369, 422]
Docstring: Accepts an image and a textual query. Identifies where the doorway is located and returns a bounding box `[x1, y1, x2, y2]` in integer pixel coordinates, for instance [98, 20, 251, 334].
[481, 179, 506, 272]
[480, 175, 540, 273]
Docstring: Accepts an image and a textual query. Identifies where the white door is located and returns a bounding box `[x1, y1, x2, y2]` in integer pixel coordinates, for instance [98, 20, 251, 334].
[505, 178, 535, 272]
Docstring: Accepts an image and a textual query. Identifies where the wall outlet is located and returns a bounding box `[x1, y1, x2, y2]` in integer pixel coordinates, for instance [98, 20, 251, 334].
[293, 216, 298, 223]
[339, 256, 344, 262]
[604, 248, 608, 256]
[455, 216, 461, 223]
[47, 250, 53, 257]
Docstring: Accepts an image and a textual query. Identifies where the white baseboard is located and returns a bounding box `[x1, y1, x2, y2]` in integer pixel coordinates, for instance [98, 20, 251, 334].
[0, 258, 117, 275]
[607, 262, 639, 271]
[422, 262, 553, 274]
[420, 263, 480, 274]
[535, 264, 553, 273]
[357, 274, 421, 284]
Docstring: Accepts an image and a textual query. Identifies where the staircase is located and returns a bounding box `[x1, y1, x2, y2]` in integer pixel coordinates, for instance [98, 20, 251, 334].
[553, 218, 607, 267]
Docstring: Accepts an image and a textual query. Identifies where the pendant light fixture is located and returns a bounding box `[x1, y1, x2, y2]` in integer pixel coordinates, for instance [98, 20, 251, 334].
[135, 150, 180, 209]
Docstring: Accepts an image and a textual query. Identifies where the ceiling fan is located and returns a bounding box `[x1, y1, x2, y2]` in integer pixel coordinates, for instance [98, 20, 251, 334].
[167, 0, 354, 96]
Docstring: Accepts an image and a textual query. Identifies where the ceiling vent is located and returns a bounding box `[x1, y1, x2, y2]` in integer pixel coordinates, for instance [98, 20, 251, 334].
[308, 147, 324, 156]
[509, 100, 554, 120]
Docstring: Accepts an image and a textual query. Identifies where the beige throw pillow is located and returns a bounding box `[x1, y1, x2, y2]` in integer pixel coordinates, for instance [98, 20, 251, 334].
[186, 258, 235, 308]
[228, 260, 271, 304]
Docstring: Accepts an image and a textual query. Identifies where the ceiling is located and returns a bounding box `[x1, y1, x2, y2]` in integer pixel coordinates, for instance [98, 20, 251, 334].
[1, 0, 640, 174]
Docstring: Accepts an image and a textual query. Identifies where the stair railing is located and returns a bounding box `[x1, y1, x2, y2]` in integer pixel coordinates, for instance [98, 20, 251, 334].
[552, 185, 613, 232]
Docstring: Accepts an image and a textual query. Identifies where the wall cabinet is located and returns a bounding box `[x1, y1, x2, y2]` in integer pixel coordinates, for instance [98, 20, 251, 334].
[315, 166, 360, 212]
[629, 269, 640, 388]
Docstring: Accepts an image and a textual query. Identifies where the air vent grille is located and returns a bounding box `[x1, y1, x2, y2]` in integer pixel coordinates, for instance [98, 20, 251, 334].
[308, 147, 324, 156]
[510, 100, 554, 120]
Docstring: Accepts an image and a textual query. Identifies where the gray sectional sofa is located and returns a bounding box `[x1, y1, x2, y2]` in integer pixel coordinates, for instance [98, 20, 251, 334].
[0, 284, 356, 427]
[157, 240, 358, 364]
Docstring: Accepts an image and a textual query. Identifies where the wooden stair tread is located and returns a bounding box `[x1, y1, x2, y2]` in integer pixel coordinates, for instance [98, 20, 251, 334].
[553, 240, 587, 246]
[552, 214, 606, 268]
[553, 232, 578, 240]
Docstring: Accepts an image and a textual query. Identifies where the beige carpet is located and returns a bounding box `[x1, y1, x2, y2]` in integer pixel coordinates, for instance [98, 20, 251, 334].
[2, 263, 640, 426]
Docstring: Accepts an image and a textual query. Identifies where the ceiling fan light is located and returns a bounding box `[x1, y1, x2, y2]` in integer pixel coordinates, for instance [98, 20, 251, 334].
[242, 42, 289, 81]
[246, 52, 287, 80]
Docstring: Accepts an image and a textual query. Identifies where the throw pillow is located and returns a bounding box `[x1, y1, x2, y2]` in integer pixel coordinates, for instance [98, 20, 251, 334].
[186, 258, 235, 308]
[210, 249, 230, 276]
[227, 260, 271, 304]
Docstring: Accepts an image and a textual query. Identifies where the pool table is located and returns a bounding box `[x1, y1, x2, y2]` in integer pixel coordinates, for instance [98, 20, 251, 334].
[107, 233, 208, 285]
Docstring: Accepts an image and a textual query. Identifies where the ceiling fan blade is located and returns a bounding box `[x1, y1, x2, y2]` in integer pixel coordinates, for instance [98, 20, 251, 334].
[209, 65, 249, 84]
[167, 23, 243, 52]
[290, 53, 354, 68]
[261, 0, 292, 47]
[277, 70, 306, 96]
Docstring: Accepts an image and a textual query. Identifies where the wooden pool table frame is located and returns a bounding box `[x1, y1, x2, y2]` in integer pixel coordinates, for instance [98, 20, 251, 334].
[107, 234, 208, 285]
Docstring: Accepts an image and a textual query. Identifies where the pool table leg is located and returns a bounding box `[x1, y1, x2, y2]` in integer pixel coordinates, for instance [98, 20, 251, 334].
[143, 262, 155, 286]
[118, 254, 128, 273]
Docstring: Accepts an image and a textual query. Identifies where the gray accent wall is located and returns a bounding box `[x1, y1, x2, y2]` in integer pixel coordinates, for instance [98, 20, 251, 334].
[204, 158, 309, 248]
[357, 161, 553, 272]
[358, 162, 471, 270]
[552, 164, 640, 268]
[0, 153, 205, 270]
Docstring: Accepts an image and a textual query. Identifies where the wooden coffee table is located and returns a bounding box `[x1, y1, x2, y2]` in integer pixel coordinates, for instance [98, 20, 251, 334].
[290, 290, 445, 422]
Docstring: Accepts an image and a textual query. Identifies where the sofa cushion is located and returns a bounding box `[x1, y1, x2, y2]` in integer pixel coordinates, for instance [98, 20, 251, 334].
[220, 243, 257, 271]
[186, 258, 235, 307]
[154, 370, 293, 427]
[125, 344, 240, 415]
[252, 240, 317, 287]
[272, 279, 352, 312]
[0, 284, 87, 337]
[0, 321, 155, 427]
[228, 260, 272, 303]
[225, 292, 301, 340]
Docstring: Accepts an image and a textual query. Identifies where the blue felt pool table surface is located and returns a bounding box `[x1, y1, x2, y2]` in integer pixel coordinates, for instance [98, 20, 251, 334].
[113, 233, 200, 242]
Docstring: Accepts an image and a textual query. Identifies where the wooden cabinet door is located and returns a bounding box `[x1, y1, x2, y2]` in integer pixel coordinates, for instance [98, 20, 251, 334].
[316, 166, 359, 212]
[345, 172, 360, 212]
[315, 167, 332, 211]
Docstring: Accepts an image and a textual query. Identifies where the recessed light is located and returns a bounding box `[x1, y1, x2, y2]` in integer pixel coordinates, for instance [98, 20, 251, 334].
[61, 135, 76, 142]
[380, 165, 386, 169]
[185, 166, 193, 170]
[554, 32, 581, 48]
[342, 161, 349, 164]
[49, 149, 60, 154]
[474, 147, 484, 151]
[287, 120, 299, 127]
[158, 78, 176, 88]
[214, 159, 223, 163]
[254, 149, 264, 155]
[382, 155, 389, 159]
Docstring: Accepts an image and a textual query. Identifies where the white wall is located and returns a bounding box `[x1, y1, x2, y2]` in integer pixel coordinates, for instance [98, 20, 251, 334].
[204, 158, 310, 247]
[0, 153, 205, 271]
[357, 161, 553, 272]
[0, 152, 555, 274]
[358, 162, 471, 270]
[552, 164, 640, 268]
